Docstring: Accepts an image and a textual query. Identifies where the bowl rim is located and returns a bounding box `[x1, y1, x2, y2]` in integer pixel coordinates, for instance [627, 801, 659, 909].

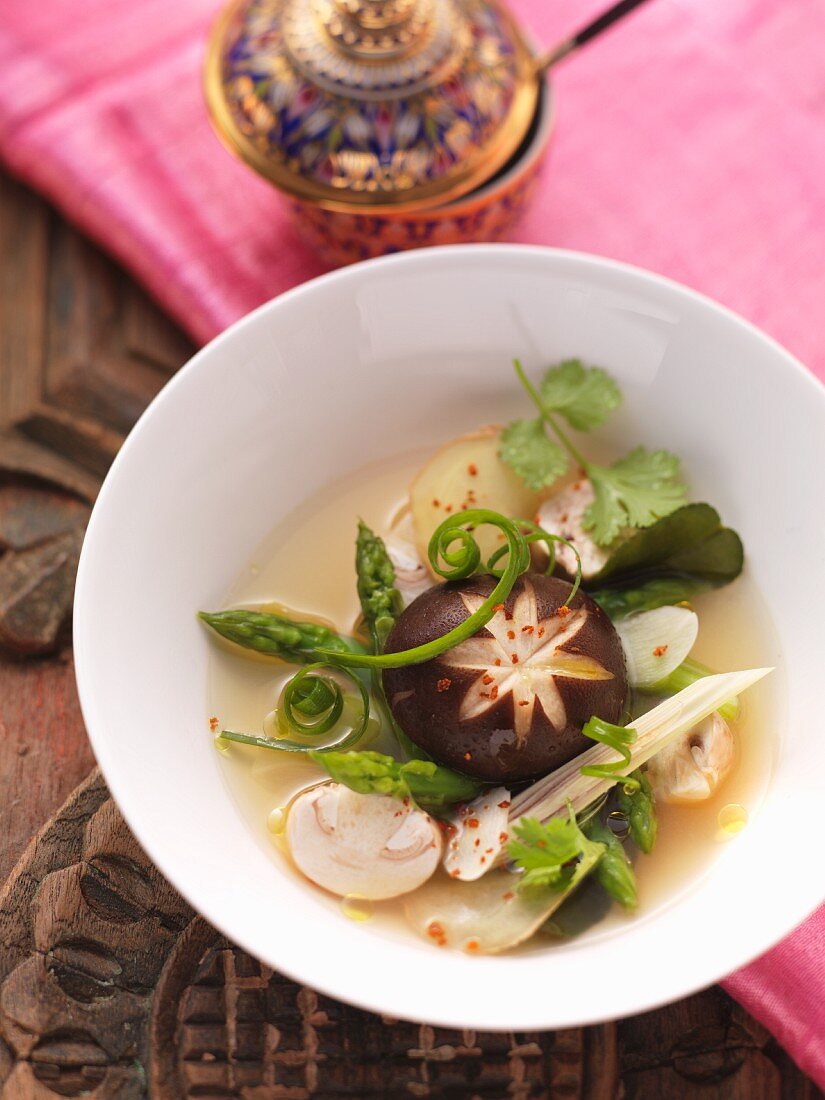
[74, 244, 825, 1030]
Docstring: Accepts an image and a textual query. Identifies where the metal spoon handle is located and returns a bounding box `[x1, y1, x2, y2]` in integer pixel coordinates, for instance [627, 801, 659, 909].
[532, 0, 655, 77]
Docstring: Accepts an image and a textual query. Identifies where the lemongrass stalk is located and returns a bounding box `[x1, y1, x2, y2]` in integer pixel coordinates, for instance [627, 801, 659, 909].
[505, 668, 771, 839]
[644, 657, 740, 722]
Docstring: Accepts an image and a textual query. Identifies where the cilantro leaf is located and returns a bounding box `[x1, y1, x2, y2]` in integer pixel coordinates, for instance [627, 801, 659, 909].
[539, 360, 622, 431]
[585, 448, 687, 545]
[508, 808, 605, 894]
[310, 750, 483, 813]
[499, 418, 567, 490]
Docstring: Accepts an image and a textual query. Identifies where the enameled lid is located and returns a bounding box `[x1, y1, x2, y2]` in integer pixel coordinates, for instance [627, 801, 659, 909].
[205, 0, 538, 211]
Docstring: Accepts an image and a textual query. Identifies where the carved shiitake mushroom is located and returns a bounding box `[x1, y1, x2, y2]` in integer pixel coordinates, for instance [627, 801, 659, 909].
[383, 573, 627, 782]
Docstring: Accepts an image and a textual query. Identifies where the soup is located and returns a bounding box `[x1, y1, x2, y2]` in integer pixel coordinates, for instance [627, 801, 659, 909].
[202, 360, 779, 954]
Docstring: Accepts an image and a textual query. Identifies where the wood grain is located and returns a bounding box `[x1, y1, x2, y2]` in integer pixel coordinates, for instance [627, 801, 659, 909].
[0, 169, 820, 1099]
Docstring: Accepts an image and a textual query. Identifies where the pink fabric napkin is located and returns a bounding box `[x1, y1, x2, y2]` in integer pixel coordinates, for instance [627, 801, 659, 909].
[2, 0, 825, 1082]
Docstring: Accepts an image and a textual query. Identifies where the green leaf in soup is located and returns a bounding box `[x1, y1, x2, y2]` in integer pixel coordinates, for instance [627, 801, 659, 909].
[590, 576, 712, 618]
[585, 449, 687, 547]
[499, 418, 567, 490]
[541, 872, 613, 937]
[587, 503, 742, 587]
[538, 360, 623, 431]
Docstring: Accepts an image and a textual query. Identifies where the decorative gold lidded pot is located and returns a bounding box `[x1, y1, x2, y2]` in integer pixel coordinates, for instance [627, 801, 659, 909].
[205, 0, 647, 260]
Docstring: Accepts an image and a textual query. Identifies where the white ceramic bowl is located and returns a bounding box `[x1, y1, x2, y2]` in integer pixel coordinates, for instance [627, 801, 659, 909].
[74, 246, 825, 1031]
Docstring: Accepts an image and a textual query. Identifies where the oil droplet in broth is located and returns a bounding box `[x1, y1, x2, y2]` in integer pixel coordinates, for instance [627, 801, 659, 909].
[214, 734, 230, 754]
[267, 807, 287, 835]
[341, 894, 373, 923]
[717, 803, 748, 838]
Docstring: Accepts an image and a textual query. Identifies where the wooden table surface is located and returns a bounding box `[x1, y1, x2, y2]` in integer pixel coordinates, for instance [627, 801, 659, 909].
[0, 171, 820, 1099]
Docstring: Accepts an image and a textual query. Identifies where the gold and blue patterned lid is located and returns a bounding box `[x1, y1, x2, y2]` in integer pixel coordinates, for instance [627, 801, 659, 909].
[205, 0, 538, 211]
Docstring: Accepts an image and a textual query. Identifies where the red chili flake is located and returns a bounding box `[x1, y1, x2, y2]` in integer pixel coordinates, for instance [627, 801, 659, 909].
[482, 673, 494, 685]
[502, 891, 515, 902]
[466, 939, 480, 952]
[573, 481, 582, 491]
[478, 691, 490, 699]
[474, 838, 481, 848]
[450, 868, 461, 878]
[468, 463, 478, 476]
[537, 627, 545, 638]
[489, 685, 499, 701]
[558, 605, 572, 618]
[521, 625, 534, 634]
[499, 831, 509, 844]
[441, 822, 458, 840]
[432, 498, 440, 507]
[653, 644, 668, 657]
[504, 610, 513, 621]
[445, 503, 453, 513]
[511, 654, 519, 664]
[464, 751, 473, 761]
[480, 857, 487, 865]
[507, 629, 516, 640]
[494, 657, 502, 666]
[518, 699, 529, 706]
[467, 817, 480, 828]
[493, 602, 505, 613]
[485, 847, 494, 854]
[209, 716, 219, 732]
[437, 677, 452, 692]
[561, 513, 569, 524]
[427, 921, 447, 947]
[498, 800, 511, 809]
[394, 810, 402, 817]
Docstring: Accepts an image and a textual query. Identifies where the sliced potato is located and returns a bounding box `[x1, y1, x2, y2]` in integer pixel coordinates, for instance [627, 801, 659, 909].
[410, 427, 543, 571]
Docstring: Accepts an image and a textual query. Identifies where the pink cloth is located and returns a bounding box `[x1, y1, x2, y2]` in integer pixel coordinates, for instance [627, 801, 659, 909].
[2, 0, 824, 1082]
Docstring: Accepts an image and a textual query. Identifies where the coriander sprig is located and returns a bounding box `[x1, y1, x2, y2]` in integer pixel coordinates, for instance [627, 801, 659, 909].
[500, 359, 687, 545]
[508, 805, 605, 894]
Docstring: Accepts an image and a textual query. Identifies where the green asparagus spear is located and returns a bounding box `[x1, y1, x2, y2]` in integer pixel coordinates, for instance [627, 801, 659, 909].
[585, 819, 638, 910]
[355, 520, 404, 651]
[198, 609, 364, 663]
[616, 769, 658, 854]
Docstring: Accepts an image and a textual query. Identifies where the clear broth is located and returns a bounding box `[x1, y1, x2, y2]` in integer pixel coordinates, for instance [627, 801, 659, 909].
[207, 452, 781, 950]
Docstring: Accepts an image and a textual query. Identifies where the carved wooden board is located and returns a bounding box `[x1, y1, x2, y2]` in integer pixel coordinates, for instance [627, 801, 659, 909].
[0, 171, 820, 1098]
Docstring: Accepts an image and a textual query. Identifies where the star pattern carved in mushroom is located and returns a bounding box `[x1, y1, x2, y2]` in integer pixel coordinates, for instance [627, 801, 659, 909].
[440, 579, 615, 743]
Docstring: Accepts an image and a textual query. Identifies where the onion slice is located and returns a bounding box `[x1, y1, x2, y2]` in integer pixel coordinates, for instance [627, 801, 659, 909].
[615, 606, 699, 688]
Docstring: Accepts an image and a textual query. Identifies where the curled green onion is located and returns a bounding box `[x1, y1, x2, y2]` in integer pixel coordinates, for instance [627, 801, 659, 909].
[218, 662, 370, 755]
[316, 509, 530, 669]
[579, 716, 640, 791]
[486, 518, 583, 604]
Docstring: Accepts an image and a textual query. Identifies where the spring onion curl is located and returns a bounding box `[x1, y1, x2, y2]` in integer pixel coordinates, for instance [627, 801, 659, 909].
[487, 518, 583, 605]
[218, 662, 369, 754]
[316, 510, 583, 670]
[579, 716, 640, 793]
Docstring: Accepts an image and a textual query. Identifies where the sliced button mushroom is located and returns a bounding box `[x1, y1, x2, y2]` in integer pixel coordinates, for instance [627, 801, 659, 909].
[646, 712, 735, 803]
[537, 480, 610, 579]
[443, 786, 511, 882]
[286, 784, 442, 900]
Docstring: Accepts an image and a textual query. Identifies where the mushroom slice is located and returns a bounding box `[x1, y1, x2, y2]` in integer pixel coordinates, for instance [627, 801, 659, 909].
[286, 784, 442, 900]
[646, 712, 735, 803]
[615, 606, 699, 688]
[537, 480, 610, 579]
[443, 786, 511, 882]
[385, 508, 433, 607]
